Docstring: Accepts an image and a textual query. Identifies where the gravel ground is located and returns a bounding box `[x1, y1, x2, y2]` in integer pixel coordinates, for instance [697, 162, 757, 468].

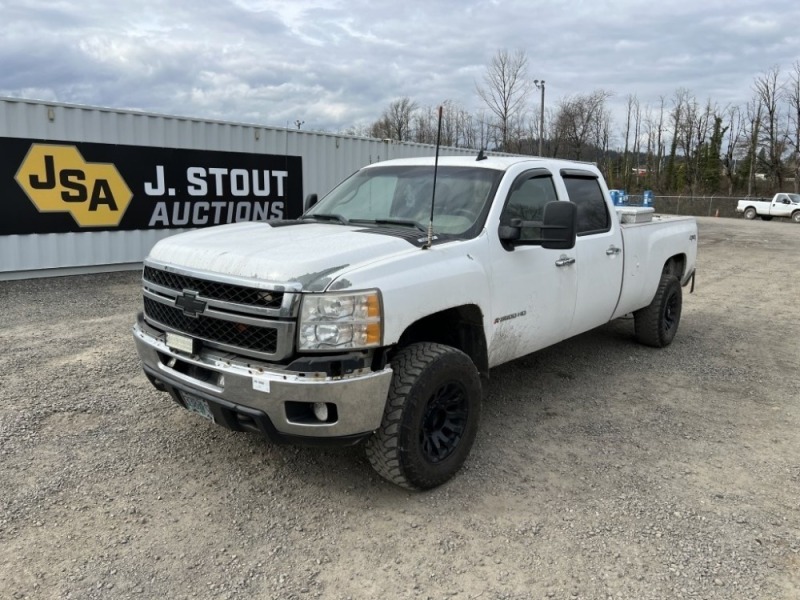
[1, 216, 799, 600]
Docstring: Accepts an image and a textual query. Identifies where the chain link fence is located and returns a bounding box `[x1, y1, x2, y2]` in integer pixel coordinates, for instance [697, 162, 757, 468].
[625, 194, 742, 218]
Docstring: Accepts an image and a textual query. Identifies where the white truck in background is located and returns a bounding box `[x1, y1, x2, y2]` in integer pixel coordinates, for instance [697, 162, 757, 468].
[736, 193, 800, 222]
[133, 155, 697, 490]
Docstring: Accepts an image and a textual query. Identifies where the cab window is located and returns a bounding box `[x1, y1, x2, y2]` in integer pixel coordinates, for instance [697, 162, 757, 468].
[562, 175, 610, 235]
[500, 173, 558, 240]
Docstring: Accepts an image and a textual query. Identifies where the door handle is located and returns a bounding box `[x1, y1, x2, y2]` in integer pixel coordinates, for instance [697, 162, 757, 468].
[555, 256, 575, 267]
[606, 246, 621, 255]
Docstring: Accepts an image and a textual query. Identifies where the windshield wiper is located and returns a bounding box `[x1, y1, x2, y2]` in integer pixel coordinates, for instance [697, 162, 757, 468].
[302, 213, 350, 225]
[350, 218, 426, 232]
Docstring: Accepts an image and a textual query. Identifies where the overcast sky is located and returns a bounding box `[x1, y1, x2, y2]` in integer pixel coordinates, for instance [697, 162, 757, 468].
[2, 0, 799, 143]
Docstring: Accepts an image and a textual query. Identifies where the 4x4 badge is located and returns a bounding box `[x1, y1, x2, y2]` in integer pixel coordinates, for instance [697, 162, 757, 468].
[175, 290, 206, 317]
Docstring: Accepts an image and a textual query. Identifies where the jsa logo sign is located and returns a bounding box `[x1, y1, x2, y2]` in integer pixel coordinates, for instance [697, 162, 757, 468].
[15, 144, 132, 227]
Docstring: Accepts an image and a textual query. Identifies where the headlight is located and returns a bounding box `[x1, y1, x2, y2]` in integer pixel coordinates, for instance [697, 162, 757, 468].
[298, 290, 382, 351]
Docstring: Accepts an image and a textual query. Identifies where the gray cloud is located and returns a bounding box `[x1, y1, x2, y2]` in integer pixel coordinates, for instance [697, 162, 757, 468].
[1, 0, 798, 141]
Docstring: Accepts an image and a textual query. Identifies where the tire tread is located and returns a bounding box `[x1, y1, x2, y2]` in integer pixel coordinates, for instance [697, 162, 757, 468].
[634, 274, 681, 348]
[365, 343, 480, 490]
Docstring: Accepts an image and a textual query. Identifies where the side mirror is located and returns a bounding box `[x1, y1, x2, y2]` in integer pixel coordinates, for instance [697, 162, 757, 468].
[498, 201, 577, 250]
[541, 201, 577, 250]
[304, 193, 318, 211]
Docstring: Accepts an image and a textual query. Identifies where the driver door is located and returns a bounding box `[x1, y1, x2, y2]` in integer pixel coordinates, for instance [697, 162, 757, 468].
[487, 169, 577, 367]
[772, 196, 792, 217]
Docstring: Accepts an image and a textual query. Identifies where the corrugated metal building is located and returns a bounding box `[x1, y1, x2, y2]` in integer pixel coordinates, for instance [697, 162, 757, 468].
[1, 97, 485, 280]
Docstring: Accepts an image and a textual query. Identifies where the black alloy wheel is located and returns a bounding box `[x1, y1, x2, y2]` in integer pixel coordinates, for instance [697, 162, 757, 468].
[420, 381, 469, 464]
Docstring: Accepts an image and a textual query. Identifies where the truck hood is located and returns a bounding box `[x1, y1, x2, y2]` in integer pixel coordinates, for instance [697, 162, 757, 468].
[147, 221, 418, 291]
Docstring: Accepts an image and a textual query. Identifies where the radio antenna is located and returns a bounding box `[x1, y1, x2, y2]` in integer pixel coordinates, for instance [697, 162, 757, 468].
[423, 105, 443, 250]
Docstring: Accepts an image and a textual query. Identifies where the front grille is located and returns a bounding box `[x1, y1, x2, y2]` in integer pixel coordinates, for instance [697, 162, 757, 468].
[144, 297, 278, 354]
[141, 264, 296, 360]
[143, 266, 283, 309]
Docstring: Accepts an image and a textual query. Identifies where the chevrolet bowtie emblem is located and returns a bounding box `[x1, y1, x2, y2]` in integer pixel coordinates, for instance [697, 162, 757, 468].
[175, 290, 206, 317]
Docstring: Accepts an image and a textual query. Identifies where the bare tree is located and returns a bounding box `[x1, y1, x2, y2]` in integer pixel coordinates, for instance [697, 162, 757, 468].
[632, 97, 643, 189]
[655, 97, 666, 189]
[680, 99, 717, 194]
[744, 99, 763, 196]
[473, 109, 492, 152]
[406, 101, 484, 149]
[622, 95, 636, 190]
[451, 106, 472, 148]
[368, 116, 391, 140]
[369, 97, 418, 141]
[676, 94, 705, 194]
[722, 105, 744, 195]
[438, 101, 458, 147]
[388, 97, 418, 141]
[476, 49, 533, 151]
[663, 90, 718, 194]
[554, 90, 611, 161]
[412, 106, 436, 145]
[664, 89, 687, 191]
[544, 106, 562, 157]
[443, 100, 477, 148]
[643, 105, 662, 191]
[593, 106, 613, 177]
[753, 66, 787, 188]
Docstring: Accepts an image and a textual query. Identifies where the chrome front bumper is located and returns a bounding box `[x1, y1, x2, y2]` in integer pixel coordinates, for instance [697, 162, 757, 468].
[133, 317, 393, 443]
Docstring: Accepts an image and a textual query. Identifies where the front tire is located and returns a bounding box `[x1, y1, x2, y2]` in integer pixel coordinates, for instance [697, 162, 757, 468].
[793, 211, 800, 223]
[634, 274, 683, 348]
[365, 343, 482, 490]
[743, 207, 756, 220]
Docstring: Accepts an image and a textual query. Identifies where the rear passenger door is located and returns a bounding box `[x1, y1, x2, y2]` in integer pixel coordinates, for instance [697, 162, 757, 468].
[560, 170, 624, 338]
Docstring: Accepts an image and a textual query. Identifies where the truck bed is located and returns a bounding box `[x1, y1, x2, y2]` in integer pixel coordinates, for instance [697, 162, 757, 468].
[613, 213, 697, 318]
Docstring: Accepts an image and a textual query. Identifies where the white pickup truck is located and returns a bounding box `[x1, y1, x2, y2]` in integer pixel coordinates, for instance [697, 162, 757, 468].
[133, 155, 697, 490]
[736, 193, 800, 222]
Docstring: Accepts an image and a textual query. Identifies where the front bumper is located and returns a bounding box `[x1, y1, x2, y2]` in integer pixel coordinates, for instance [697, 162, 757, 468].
[133, 314, 393, 445]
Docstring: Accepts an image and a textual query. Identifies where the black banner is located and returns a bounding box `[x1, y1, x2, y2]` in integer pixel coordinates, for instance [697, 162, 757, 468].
[1, 137, 303, 235]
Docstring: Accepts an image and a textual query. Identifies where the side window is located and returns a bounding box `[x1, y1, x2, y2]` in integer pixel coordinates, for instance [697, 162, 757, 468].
[562, 176, 610, 235]
[500, 174, 557, 240]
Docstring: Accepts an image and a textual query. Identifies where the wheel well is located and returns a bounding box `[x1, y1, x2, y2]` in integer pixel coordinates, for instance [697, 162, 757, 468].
[395, 305, 488, 378]
[662, 255, 686, 280]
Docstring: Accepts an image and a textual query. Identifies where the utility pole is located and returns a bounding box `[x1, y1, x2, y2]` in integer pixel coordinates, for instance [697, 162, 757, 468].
[534, 80, 545, 156]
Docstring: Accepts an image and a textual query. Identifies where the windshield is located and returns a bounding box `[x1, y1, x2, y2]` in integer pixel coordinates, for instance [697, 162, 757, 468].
[305, 165, 502, 237]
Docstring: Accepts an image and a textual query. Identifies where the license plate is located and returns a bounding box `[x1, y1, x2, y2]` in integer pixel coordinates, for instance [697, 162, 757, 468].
[166, 332, 196, 354]
[182, 392, 215, 423]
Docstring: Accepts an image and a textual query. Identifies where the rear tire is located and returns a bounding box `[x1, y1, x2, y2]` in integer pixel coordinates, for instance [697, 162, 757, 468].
[365, 343, 482, 490]
[793, 211, 800, 223]
[634, 274, 682, 348]
[743, 207, 756, 220]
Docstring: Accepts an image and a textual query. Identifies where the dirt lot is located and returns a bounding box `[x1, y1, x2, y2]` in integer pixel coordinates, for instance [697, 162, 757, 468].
[1, 216, 799, 600]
